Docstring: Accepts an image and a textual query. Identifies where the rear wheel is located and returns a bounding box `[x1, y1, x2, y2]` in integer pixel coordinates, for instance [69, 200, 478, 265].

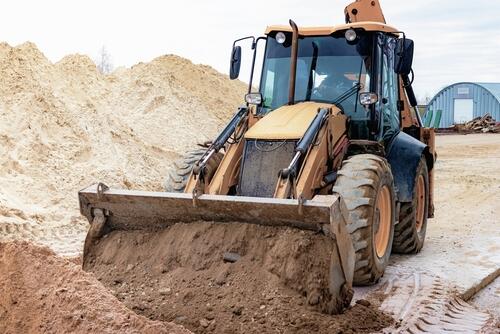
[164, 147, 223, 192]
[333, 154, 396, 285]
[393, 157, 429, 254]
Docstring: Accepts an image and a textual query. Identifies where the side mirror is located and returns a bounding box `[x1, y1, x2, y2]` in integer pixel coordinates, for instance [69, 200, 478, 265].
[394, 38, 414, 75]
[229, 46, 242, 80]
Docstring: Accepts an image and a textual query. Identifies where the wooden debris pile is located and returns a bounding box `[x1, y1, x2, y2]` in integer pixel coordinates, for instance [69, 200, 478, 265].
[454, 114, 499, 133]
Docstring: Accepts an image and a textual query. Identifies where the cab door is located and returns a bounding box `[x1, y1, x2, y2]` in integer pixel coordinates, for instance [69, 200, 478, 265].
[377, 34, 400, 145]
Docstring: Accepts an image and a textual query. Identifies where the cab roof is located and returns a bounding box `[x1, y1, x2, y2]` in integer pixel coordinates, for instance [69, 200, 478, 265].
[265, 22, 399, 36]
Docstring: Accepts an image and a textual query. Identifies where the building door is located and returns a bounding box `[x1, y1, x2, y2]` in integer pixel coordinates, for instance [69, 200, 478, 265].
[454, 99, 474, 124]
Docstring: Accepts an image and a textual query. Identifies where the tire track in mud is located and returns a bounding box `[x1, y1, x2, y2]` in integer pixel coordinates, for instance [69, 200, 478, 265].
[372, 269, 495, 333]
[0, 221, 86, 257]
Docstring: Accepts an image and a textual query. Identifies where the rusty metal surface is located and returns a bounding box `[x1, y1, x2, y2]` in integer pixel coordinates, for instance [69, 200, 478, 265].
[79, 184, 338, 232]
[83, 209, 109, 268]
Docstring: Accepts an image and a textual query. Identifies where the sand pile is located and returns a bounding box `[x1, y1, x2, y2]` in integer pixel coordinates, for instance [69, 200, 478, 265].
[85, 222, 393, 334]
[0, 42, 246, 255]
[0, 241, 192, 334]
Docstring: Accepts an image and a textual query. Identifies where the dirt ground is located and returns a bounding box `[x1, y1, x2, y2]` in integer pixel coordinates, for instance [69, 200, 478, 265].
[387, 133, 500, 293]
[0, 241, 191, 334]
[85, 223, 392, 334]
[356, 133, 500, 333]
[79, 133, 500, 334]
[471, 277, 500, 319]
[1, 132, 498, 334]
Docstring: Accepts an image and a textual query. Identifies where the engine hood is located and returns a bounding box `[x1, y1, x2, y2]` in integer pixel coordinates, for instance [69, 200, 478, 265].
[245, 102, 340, 140]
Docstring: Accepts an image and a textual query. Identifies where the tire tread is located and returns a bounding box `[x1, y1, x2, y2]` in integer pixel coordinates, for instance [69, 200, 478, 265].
[333, 154, 395, 285]
[165, 148, 223, 193]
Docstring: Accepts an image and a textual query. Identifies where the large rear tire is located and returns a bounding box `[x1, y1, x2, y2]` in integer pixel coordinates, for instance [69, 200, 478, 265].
[164, 147, 223, 192]
[393, 157, 429, 254]
[333, 154, 396, 286]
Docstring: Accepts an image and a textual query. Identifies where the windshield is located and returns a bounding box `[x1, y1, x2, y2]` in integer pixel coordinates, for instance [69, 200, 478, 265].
[259, 33, 373, 117]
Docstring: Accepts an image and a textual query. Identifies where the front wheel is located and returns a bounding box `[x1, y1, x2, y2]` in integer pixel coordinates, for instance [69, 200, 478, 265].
[393, 157, 429, 254]
[333, 154, 396, 285]
[164, 147, 223, 193]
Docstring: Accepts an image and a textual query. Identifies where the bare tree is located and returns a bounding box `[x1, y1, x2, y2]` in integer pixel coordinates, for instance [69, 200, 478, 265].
[416, 94, 433, 106]
[95, 45, 113, 74]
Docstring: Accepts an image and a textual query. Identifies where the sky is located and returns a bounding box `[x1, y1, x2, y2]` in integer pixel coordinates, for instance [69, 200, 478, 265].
[0, 0, 499, 102]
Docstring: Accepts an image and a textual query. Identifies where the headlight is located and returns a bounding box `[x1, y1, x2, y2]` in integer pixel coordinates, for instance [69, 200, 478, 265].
[276, 32, 286, 44]
[345, 29, 357, 42]
[359, 92, 378, 106]
[245, 93, 263, 105]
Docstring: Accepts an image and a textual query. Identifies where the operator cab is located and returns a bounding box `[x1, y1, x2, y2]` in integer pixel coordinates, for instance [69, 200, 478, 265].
[229, 22, 415, 146]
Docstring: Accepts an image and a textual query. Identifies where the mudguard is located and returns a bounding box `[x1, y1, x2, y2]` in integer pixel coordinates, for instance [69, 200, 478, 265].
[386, 131, 432, 203]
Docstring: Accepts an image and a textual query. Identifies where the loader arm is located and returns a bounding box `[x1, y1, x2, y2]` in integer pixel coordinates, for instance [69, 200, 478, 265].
[294, 113, 349, 200]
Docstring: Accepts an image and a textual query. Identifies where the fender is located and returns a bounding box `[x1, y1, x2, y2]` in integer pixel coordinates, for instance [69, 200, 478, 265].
[386, 131, 433, 203]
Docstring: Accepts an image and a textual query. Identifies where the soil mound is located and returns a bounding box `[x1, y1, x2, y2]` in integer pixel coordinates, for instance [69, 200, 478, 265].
[0, 42, 246, 255]
[85, 222, 393, 334]
[0, 241, 192, 334]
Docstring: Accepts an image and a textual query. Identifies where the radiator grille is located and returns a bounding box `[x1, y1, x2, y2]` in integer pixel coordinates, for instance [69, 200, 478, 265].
[238, 140, 296, 198]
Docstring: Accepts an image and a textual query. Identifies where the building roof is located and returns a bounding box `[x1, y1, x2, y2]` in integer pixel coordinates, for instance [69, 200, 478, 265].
[429, 82, 500, 107]
[475, 83, 500, 103]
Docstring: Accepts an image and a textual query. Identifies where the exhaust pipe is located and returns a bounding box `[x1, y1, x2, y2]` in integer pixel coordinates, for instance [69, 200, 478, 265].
[288, 19, 299, 105]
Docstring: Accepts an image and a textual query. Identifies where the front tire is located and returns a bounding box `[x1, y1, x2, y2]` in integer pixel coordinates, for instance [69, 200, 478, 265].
[393, 157, 429, 254]
[333, 154, 396, 285]
[164, 147, 223, 193]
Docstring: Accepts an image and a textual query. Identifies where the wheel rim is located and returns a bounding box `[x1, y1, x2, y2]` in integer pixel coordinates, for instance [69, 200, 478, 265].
[416, 175, 426, 232]
[375, 185, 391, 258]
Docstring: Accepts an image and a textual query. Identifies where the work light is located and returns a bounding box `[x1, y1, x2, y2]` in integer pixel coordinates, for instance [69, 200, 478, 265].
[276, 32, 286, 44]
[345, 29, 357, 42]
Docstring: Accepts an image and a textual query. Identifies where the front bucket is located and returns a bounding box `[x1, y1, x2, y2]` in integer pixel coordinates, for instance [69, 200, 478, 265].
[79, 183, 355, 314]
[79, 184, 336, 231]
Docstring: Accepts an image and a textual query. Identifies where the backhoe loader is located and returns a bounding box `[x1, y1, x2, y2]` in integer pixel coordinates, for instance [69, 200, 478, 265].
[79, 0, 436, 314]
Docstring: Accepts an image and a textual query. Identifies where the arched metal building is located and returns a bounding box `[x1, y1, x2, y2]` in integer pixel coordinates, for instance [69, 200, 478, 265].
[425, 82, 500, 128]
